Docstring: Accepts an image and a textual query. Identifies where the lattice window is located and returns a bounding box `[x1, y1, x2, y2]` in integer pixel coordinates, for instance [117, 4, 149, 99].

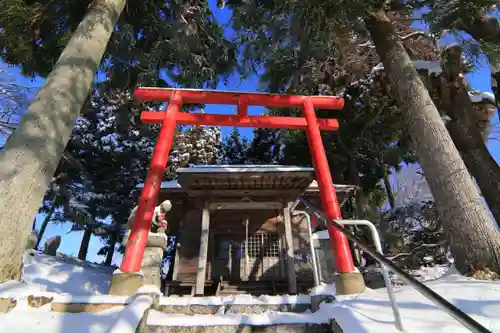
[263, 234, 280, 257]
[246, 234, 262, 258]
[243, 234, 280, 258]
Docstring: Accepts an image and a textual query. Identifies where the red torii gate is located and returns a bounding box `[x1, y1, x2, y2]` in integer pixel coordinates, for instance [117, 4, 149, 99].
[120, 88, 356, 278]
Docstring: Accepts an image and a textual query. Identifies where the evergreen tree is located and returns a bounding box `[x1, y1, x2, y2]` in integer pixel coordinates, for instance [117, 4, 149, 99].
[0, 68, 32, 139]
[221, 127, 249, 164]
[168, 118, 221, 178]
[246, 128, 281, 165]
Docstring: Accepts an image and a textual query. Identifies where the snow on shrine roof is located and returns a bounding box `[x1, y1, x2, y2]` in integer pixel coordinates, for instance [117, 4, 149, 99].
[306, 180, 357, 192]
[136, 180, 181, 189]
[176, 165, 315, 173]
[135, 166, 357, 193]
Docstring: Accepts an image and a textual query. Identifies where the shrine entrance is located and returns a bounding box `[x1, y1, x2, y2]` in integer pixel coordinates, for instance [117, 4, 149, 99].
[212, 231, 285, 282]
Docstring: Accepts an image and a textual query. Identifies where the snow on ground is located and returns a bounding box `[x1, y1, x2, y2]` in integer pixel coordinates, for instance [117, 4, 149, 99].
[391, 264, 450, 285]
[1, 251, 499, 332]
[0, 295, 152, 333]
[332, 273, 500, 332]
[0, 252, 113, 297]
[159, 294, 312, 306]
[148, 272, 500, 333]
[1, 301, 123, 333]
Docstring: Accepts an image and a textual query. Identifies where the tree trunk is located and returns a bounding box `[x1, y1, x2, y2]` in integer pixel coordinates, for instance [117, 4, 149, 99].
[455, 15, 500, 111]
[382, 166, 395, 210]
[0, 0, 125, 282]
[450, 127, 500, 226]
[35, 200, 57, 250]
[105, 232, 117, 266]
[435, 45, 500, 228]
[78, 228, 92, 261]
[365, 10, 500, 274]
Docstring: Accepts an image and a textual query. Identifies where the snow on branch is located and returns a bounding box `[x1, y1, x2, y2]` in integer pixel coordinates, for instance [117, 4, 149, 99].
[400, 31, 434, 41]
[468, 91, 496, 104]
[413, 60, 442, 75]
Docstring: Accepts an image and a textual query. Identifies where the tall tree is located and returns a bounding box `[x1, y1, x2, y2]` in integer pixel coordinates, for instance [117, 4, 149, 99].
[402, 1, 500, 227]
[0, 0, 125, 281]
[365, 6, 500, 274]
[226, 0, 500, 274]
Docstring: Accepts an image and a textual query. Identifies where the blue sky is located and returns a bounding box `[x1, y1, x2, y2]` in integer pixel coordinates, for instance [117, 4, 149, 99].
[2, 4, 500, 266]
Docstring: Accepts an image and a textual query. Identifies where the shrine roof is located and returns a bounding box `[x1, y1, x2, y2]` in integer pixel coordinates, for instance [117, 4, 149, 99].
[136, 165, 358, 198]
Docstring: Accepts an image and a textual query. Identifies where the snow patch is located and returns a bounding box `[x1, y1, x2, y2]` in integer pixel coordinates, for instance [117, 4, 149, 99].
[0, 301, 124, 333]
[371, 63, 384, 75]
[113, 269, 144, 276]
[136, 284, 162, 295]
[177, 165, 315, 174]
[414, 60, 442, 75]
[147, 309, 328, 327]
[468, 91, 496, 104]
[136, 180, 181, 189]
[159, 294, 311, 306]
[306, 181, 356, 191]
[53, 295, 135, 305]
[109, 296, 152, 333]
[310, 283, 336, 296]
[122, 231, 168, 243]
[391, 264, 450, 285]
[311, 230, 329, 240]
[0, 280, 54, 299]
[1, 253, 113, 296]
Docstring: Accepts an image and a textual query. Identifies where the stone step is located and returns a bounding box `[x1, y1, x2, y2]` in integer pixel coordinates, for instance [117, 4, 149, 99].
[144, 323, 342, 333]
[218, 282, 288, 296]
[157, 302, 312, 315]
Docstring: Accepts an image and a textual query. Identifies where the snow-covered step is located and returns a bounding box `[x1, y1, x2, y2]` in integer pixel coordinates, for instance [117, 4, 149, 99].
[145, 309, 343, 333]
[51, 295, 135, 313]
[145, 294, 343, 333]
[143, 323, 340, 333]
[158, 295, 315, 315]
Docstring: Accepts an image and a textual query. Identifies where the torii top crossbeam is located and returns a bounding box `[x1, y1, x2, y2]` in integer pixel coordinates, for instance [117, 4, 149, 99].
[137, 88, 342, 130]
[120, 87, 357, 282]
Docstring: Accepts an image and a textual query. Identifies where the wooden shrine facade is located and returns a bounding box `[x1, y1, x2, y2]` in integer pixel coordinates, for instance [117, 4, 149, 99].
[155, 165, 357, 296]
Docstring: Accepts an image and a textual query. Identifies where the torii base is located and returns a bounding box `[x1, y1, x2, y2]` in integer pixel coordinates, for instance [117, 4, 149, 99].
[334, 272, 366, 295]
[108, 272, 143, 296]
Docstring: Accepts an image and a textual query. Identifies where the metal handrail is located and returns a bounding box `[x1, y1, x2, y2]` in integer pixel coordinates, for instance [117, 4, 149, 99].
[297, 196, 492, 333]
[292, 210, 321, 287]
[331, 219, 404, 331]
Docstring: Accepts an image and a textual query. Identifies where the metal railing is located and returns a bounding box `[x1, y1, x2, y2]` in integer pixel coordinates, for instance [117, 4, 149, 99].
[297, 196, 492, 333]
